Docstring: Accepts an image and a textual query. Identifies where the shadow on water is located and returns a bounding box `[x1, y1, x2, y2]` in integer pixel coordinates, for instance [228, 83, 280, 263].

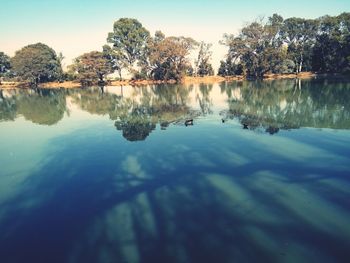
[0, 123, 350, 263]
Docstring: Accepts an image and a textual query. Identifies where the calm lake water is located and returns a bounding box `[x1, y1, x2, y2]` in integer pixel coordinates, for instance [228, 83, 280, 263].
[1, 78, 350, 263]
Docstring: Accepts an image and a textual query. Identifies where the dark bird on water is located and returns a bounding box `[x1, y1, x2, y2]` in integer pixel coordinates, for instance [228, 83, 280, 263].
[243, 123, 249, 129]
[185, 119, 193, 126]
[222, 119, 225, 123]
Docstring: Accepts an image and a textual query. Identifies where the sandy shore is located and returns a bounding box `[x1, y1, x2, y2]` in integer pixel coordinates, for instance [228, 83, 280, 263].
[0, 73, 318, 89]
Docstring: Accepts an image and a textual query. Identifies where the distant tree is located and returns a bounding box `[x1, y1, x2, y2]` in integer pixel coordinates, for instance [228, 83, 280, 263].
[71, 51, 113, 86]
[280, 18, 318, 73]
[0, 52, 11, 85]
[274, 59, 296, 74]
[312, 13, 350, 74]
[221, 15, 285, 78]
[195, 42, 214, 76]
[107, 18, 150, 74]
[102, 45, 126, 80]
[218, 58, 243, 76]
[136, 30, 165, 79]
[220, 12, 350, 78]
[154, 30, 165, 43]
[11, 43, 63, 86]
[149, 36, 198, 81]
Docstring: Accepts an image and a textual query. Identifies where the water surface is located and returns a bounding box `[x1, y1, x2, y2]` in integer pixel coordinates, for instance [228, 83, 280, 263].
[1, 78, 350, 263]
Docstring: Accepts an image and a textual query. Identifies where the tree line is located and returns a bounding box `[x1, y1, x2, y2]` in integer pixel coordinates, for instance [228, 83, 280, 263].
[0, 13, 349, 86]
[218, 12, 350, 78]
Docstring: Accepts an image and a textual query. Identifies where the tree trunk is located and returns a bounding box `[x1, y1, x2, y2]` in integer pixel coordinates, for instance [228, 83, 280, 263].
[34, 77, 39, 88]
[299, 54, 303, 73]
[99, 73, 104, 82]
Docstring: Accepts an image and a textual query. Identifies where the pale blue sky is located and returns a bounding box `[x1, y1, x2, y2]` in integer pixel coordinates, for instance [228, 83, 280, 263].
[1, 0, 349, 70]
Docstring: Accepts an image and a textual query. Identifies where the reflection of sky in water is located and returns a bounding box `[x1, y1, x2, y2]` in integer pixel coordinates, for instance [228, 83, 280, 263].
[0, 80, 350, 263]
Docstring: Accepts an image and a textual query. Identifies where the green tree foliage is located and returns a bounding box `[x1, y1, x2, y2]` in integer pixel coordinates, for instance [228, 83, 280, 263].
[280, 17, 319, 73]
[140, 12, 349, 79]
[312, 13, 350, 73]
[195, 42, 214, 76]
[148, 35, 198, 81]
[11, 43, 63, 85]
[221, 13, 350, 77]
[102, 45, 126, 80]
[71, 51, 113, 86]
[0, 52, 11, 85]
[221, 15, 285, 78]
[107, 18, 150, 74]
[217, 58, 243, 76]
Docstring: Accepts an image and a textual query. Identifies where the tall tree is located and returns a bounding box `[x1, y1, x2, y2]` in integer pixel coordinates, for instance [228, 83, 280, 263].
[280, 18, 318, 73]
[135, 30, 166, 79]
[312, 13, 350, 73]
[102, 45, 126, 80]
[148, 36, 198, 81]
[71, 51, 113, 86]
[221, 16, 285, 78]
[107, 18, 150, 74]
[11, 43, 63, 85]
[195, 42, 214, 76]
[0, 52, 11, 85]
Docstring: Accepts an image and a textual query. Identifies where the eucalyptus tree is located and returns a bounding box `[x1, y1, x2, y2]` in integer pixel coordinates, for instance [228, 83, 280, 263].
[221, 15, 285, 78]
[11, 43, 63, 86]
[195, 42, 214, 76]
[107, 18, 150, 75]
[218, 58, 243, 76]
[71, 51, 113, 86]
[148, 35, 198, 81]
[102, 45, 126, 80]
[312, 13, 350, 73]
[135, 30, 166, 79]
[280, 17, 319, 73]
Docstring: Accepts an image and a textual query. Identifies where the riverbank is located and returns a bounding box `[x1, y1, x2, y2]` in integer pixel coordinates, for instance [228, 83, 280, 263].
[0, 72, 318, 89]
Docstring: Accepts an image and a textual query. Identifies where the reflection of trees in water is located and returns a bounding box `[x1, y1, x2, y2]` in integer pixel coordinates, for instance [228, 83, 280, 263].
[221, 78, 350, 133]
[112, 85, 198, 141]
[0, 90, 17, 121]
[2, 77, 349, 136]
[71, 85, 198, 141]
[0, 89, 67, 125]
[70, 87, 122, 116]
[0, 85, 200, 141]
[17, 89, 67, 125]
[196, 83, 213, 114]
[115, 114, 156, 141]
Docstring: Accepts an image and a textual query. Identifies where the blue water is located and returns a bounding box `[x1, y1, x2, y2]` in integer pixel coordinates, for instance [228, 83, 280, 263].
[0, 79, 350, 263]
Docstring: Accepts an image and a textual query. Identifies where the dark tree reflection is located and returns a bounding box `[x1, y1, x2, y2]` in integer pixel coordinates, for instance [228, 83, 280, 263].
[0, 89, 67, 125]
[221, 78, 350, 134]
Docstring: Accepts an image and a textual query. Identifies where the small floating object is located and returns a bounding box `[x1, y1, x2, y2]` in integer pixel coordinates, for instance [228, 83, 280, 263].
[185, 119, 193, 126]
[243, 123, 249, 129]
[222, 119, 225, 123]
[266, 126, 279, 135]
